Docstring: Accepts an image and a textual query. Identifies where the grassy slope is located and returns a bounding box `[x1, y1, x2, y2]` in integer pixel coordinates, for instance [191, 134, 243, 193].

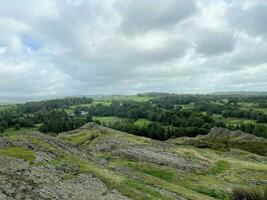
[1, 125, 266, 200]
[58, 127, 267, 200]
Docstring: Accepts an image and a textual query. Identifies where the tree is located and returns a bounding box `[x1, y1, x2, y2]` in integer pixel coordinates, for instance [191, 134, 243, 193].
[146, 123, 166, 140]
[74, 109, 81, 116]
[85, 114, 93, 123]
[40, 110, 72, 134]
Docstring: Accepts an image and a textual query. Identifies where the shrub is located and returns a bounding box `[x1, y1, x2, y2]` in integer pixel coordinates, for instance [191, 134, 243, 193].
[15, 123, 21, 130]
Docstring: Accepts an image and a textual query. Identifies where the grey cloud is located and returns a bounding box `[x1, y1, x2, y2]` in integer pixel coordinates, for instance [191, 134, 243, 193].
[195, 29, 235, 56]
[228, 1, 267, 36]
[117, 0, 196, 35]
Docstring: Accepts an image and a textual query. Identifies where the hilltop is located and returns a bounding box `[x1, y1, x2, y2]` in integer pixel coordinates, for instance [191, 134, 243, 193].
[0, 123, 266, 200]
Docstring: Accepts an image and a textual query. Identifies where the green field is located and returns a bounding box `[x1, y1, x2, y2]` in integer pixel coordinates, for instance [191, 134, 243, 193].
[101, 95, 151, 102]
[93, 116, 127, 125]
[0, 127, 39, 137]
[255, 108, 267, 115]
[134, 119, 152, 127]
[212, 114, 256, 125]
[237, 102, 267, 114]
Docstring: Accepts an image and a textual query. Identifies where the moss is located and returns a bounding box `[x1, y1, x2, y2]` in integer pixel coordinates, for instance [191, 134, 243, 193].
[0, 147, 35, 161]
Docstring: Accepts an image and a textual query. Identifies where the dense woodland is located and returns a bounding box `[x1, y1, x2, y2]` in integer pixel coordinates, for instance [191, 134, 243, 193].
[0, 94, 267, 140]
[0, 97, 93, 134]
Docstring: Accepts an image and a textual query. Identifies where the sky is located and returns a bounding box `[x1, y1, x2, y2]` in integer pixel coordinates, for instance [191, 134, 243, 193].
[0, 0, 267, 101]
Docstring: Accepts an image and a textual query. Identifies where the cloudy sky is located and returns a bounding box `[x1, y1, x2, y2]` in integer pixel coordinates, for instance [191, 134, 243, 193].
[0, 0, 267, 100]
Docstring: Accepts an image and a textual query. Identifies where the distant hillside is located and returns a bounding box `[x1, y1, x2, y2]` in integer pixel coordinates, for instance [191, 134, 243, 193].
[210, 91, 267, 96]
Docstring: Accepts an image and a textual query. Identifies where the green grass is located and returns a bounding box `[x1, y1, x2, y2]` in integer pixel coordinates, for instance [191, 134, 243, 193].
[210, 160, 231, 175]
[58, 130, 100, 145]
[134, 119, 152, 127]
[125, 95, 151, 102]
[64, 108, 74, 114]
[194, 186, 226, 199]
[29, 137, 57, 152]
[91, 100, 112, 106]
[113, 159, 225, 199]
[126, 162, 174, 182]
[255, 108, 267, 115]
[0, 147, 35, 161]
[98, 95, 151, 102]
[0, 127, 38, 137]
[124, 179, 173, 200]
[237, 102, 256, 108]
[63, 174, 77, 180]
[93, 116, 127, 125]
[212, 114, 256, 125]
[237, 102, 267, 115]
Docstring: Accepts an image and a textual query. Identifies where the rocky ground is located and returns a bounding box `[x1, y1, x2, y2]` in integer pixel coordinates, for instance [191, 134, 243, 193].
[0, 123, 267, 200]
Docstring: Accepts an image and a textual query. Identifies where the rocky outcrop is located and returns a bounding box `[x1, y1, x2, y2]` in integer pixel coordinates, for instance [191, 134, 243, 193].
[169, 127, 267, 156]
[1, 124, 266, 200]
[0, 133, 130, 200]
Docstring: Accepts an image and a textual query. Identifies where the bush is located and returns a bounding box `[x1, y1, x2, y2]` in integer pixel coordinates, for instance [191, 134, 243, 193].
[15, 123, 21, 130]
[229, 187, 266, 200]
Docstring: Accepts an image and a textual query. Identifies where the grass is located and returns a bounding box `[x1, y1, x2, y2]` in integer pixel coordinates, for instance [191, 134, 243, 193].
[123, 179, 173, 200]
[238, 102, 267, 115]
[29, 137, 57, 152]
[126, 162, 174, 182]
[99, 95, 151, 102]
[63, 174, 77, 180]
[134, 119, 152, 127]
[255, 108, 267, 115]
[58, 130, 100, 145]
[229, 186, 266, 200]
[125, 95, 151, 102]
[0, 127, 38, 137]
[0, 147, 35, 161]
[194, 186, 226, 199]
[210, 160, 231, 175]
[111, 159, 225, 199]
[93, 116, 127, 125]
[212, 114, 256, 125]
[57, 125, 266, 200]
